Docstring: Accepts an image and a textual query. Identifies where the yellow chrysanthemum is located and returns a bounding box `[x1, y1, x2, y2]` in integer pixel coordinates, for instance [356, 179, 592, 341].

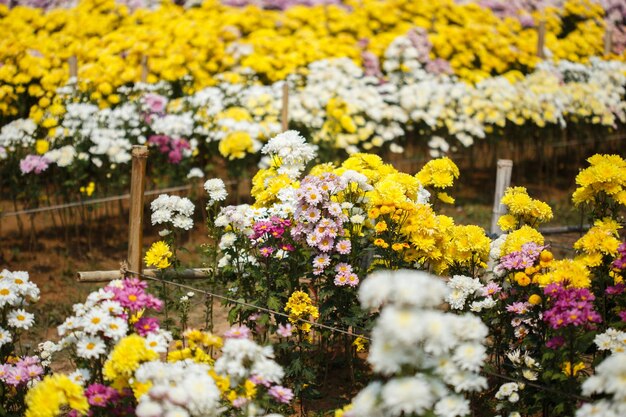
[144, 241, 172, 269]
[500, 225, 545, 257]
[103, 335, 158, 385]
[25, 375, 89, 417]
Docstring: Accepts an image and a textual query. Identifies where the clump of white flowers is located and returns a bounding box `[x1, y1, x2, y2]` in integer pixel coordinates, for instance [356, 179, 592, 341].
[204, 178, 228, 205]
[135, 360, 222, 417]
[346, 269, 489, 417]
[0, 269, 40, 346]
[576, 352, 626, 417]
[150, 194, 195, 231]
[593, 328, 626, 354]
[446, 275, 499, 313]
[214, 337, 284, 386]
[261, 130, 317, 180]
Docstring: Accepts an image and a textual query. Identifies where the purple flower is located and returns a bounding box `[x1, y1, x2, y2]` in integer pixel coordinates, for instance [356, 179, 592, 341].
[20, 155, 49, 175]
[3, 367, 28, 386]
[543, 284, 601, 330]
[482, 282, 502, 297]
[277, 323, 293, 337]
[85, 383, 119, 407]
[268, 385, 294, 404]
[142, 93, 167, 114]
[606, 283, 625, 295]
[506, 302, 531, 315]
[224, 325, 251, 339]
[546, 336, 566, 349]
[134, 316, 160, 336]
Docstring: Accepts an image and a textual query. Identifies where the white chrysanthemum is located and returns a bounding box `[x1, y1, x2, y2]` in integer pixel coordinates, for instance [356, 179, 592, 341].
[151, 209, 173, 225]
[76, 335, 106, 359]
[7, 309, 34, 329]
[219, 233, 237, 249]
[446, 275, 483, 310]
[172, 214, 194, 230]
[495, 382, 519, 400]
[187, 168, 204, 179]
[262, 130, 317, 167]
[99, 299, 124, 316]
[434, 395, 470, 417]
[452, 343, 487, 372]
[68, 368, 91, 386]
[204, 178, 228, 203]
[0, 328, 12, 348]
[345, 381, 384, 417]
[58, 316, 79, 336]
[0, 282, 17, 307]
[103, 317, 128, 340]
[360, 269, 449, 309]
[576, 401, 618, 417]
[145, 330, 172, 354]
[381, 376, 435, 416]
[136, 399, 164, 417]
[82, 308, 111, 334]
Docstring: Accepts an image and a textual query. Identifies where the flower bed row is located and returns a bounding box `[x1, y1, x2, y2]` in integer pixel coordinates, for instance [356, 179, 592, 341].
[0, 0, 623, 121]
[2, 51, 625, 215]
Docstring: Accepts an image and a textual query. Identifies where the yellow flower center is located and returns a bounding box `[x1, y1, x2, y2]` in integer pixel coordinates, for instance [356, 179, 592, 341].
[86, 343, 95, 350]
[91, 317, 101, 324]
[0, 289, 9, 296]
[128, 295, 138, 302]
[17, 315, 25, 321]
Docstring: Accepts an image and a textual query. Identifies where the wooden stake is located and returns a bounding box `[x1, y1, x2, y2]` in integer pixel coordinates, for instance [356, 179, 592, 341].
[68, 55, 78, 79]
[127, 146, 148, 275]
[76, 268, 211, 283]
[490, 159, 513, 235]
[281, 82, 289, 132]
[140, 55, 149, 83]
[604, 22, 613, 56]
[537, 20, 546, 59]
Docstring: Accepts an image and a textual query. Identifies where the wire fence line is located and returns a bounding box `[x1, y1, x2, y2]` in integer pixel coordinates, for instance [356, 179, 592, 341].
[0, 185, 191, 218]
[124, 269, 372, 341]
[0, 178, 248, 219]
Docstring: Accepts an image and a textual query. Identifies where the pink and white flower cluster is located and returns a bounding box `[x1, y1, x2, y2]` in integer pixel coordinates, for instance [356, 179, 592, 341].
[291, 173, 358, 286]
[58, 278, 170, 360]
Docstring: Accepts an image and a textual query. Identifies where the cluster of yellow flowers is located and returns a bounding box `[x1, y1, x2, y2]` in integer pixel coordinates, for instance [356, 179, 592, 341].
[415, 157, 460, 204]
[498, 186, 554, 231]
[144, 241, 173, 269]
[0, 0, 619, 119]
[284, 290, 319, 333]
[167, 329, 223, 364]
[102, 334, 158, 391]
[24, 374, 88, 417]
[574, 218, 622, 267]
[572, 154, 626, 209]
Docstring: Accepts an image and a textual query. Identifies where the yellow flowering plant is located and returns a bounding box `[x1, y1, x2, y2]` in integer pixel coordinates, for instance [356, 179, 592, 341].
[498, 186, 554, 232]
[572, 154, 626, 220]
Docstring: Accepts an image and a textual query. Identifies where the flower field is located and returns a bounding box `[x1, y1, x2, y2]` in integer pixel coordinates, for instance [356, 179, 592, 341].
[1, 129, 625, 416]
[1, 0, 626, 416]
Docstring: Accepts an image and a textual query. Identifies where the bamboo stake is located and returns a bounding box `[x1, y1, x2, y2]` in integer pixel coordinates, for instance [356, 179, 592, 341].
[490, 159, 513, 235]
[68, 55, 78, 79]
[281, 82, 289, 132]
[127, 146, 148, 275]
[76, 268, 212, 283]
[537, 20, 546, 59]
[604, 22, 613, 56]
[140, 55, 149, 83]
